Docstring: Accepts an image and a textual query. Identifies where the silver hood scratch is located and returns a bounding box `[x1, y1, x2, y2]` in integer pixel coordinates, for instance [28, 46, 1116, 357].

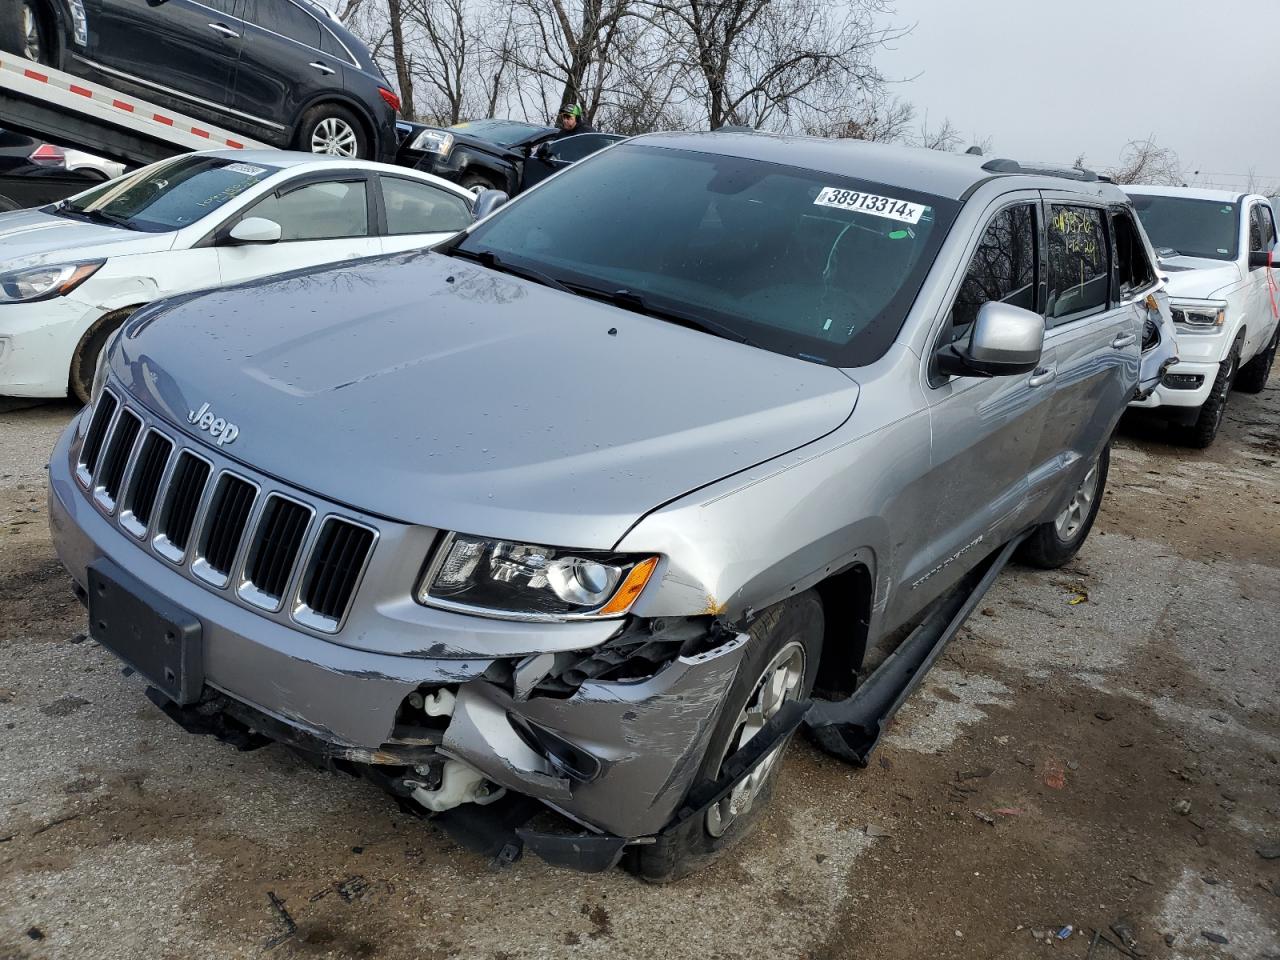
[112, 249, 860, 547]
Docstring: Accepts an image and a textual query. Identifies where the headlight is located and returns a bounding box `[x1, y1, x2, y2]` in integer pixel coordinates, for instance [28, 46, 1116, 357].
[418, 533, 659, 620]
[1171, 303, 1225, 330]
[410, 130, 454, 156]
[0, 261, 103, 304]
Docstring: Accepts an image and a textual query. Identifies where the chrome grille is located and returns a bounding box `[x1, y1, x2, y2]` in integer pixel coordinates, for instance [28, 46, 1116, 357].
[74, 390, 378, 633]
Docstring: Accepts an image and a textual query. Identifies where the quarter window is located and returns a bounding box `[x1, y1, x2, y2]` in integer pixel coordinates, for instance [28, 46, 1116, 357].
[947, 203, 1037, 343]
[1047, 205, 1109, 321]
[1111, 209, 1156, 298]
[380, 177, 472, 235]
[246, 0, 322, 48]
[249, 179, 368, 240]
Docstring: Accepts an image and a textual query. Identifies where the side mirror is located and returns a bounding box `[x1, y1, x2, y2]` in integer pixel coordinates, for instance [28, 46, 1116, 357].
[224, 217, 282, 245]
[1248, 250, 1274, 269]
[472, 189, 509, 220]
[936, 301, 1044, 379]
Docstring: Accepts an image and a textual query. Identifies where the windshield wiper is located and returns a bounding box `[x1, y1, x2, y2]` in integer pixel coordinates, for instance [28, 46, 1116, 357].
[55, 205, 132, 229]
[448, 246, 572, 293]
[569, 285, 756, 347]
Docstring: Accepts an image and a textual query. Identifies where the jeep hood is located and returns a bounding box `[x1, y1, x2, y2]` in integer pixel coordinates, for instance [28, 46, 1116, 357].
[1157, 256, 1242, 300]
[113, 250, 858, 547]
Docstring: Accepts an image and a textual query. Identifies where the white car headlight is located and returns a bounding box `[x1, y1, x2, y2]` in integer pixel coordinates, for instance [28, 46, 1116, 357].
[1170, 302, 1226, 330]
[0, 261, 103, 304]
[410, 129, 454, 156]
[418, 533, 659, 620]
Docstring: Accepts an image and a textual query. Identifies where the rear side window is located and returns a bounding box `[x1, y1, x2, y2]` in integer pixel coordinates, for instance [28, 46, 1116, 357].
[1260, 204, 1278, 250]
[380, 177, 471, 235]
[1047, 205, 1109, 321]
[1112, 209, 1156, 298]
[250, 179, 368, 240]
[946, 203, 1037, 344]
[248, 0, 321, 48]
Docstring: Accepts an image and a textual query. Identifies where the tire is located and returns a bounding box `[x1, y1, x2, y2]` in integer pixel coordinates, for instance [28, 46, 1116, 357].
[625, 592, 824, 883]
[69, 308, 137, 404]
[0, 0, 49, 62]
[1234, 329, 1278, 394]
[459, 172, 499, 195]
[295, 104, 370, 159]
[1016, 444, 1110, 570]
[1171, 348, 1238, 448]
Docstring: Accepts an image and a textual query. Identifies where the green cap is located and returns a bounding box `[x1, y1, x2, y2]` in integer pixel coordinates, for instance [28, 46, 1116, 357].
[561, 103, 583, 118]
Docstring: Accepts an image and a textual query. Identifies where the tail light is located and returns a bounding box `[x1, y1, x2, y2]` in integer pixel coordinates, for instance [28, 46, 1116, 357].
[29, 144, 66, 167]
[378, 87, 401, 114]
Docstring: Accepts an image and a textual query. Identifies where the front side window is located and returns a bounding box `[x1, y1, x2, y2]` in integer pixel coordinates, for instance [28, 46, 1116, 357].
[456, 144, 960, 366]
[380, 177, 471, 235]
[1128, 194, 1240, 261]
[946, 202, 1037, 344]
[202, 0, 240, 13]
[249, 179, 368, 240]
[246, 0, 321, 47]
[1260, 204, 1278, 249]
[1249, 204, 1265, 253]
[52, 155, 279, 232]
[1047, 205, 1109, 321]
[1112, 208, 1156, 298]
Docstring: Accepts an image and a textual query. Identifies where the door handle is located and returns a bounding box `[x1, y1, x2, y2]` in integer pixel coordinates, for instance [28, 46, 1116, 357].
[1111, 333, 1137, 349]
[309, 61, 336, 75]
[1027, 367, 1056, 388]
[207, 22, 240, 38]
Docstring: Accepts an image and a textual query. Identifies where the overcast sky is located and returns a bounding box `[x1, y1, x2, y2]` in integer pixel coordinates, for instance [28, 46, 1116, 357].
[877, 0, 1277, 191]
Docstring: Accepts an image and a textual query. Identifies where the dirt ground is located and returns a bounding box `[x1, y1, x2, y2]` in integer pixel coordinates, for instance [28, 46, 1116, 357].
[1, 376, 1277, 960]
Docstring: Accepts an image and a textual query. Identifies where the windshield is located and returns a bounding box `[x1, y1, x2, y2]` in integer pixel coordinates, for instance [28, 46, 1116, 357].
[456, 144, 958, 366]
[53, 155, 279, 232]
[449, 119, 552, 147]
[1128, 194, 1240, 261]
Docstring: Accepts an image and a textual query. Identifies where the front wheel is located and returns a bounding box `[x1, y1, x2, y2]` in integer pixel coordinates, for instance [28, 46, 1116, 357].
[69, 308, 137, 404]
[0, 0, 48, 62]
[296, 104, 370, 159]
[625, 591, 824, 883]
[1172, 349, 1237, 448]
[1016, 444, 1110, 569]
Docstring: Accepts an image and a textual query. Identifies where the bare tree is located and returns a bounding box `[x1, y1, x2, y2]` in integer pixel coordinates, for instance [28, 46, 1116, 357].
[1106, 137, 1182, 186]
[403, 0, 495, 123]
[803, 90, 914, 142]
[386, 0, 416, 118]
[909, 112, 959, 152]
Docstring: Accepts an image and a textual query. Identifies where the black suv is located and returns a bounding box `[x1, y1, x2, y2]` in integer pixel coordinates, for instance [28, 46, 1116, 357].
[3, 0, 399, 161]
[398, 118, 623, 194]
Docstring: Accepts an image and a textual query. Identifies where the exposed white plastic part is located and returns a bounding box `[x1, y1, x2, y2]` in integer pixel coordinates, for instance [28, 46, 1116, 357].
[410, 758, 502, 812]
[422, 688, 456, 718]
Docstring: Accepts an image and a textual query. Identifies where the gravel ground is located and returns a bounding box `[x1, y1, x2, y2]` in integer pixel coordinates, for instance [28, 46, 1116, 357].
[1, 378, 1278, 960]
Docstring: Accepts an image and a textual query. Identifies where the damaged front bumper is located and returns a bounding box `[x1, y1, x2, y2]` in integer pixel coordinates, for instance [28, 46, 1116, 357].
[48, 418, 750, 859]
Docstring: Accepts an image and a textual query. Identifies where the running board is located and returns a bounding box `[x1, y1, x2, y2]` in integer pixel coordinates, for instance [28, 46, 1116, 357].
[804, 535, 1024, 766]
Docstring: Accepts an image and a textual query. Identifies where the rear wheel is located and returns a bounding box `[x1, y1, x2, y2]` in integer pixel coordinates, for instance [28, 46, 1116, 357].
[1016, 444, 1110, 569]
[1, 0, 48, 62]
[1172, 349, 1237, 448]
[296, 104, 370, 159]
[625, 592, 823, 883]
[1234, 329, 1278, 394]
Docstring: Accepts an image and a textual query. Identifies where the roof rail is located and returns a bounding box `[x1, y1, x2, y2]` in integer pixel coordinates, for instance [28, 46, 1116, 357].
[980, 158, 1103, 182]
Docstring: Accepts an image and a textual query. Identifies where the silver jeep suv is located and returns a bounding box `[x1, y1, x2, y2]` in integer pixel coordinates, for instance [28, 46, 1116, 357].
[48, 133, 1172, 879]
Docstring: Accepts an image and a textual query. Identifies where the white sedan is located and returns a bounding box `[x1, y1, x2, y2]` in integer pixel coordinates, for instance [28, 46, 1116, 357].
[0, 149, 476, 401]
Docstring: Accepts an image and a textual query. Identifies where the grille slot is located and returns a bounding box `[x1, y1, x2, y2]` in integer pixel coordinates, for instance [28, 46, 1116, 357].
[78, 391, 118, 480]
[122, 431, 173, 535]
[242, 496, 311, 605]
[196, 474, 256, 583]
[298, 519, 376, 628]
[95, 409, 141, 507]
[157, 452, 211, 558]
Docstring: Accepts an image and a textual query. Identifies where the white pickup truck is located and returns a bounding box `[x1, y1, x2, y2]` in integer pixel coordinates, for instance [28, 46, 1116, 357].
[1124, 186, 1280, 446]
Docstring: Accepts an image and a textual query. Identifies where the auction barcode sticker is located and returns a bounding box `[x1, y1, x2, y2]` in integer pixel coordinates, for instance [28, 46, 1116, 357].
[225, 162, 267, 176]
[813, 187, 925, 224]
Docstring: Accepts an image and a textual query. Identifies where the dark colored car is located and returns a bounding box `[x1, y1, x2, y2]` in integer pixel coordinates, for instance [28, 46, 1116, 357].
[397, 118, 623, 194]
[3, 0, 400, 162]
[0, 128, 105, 209]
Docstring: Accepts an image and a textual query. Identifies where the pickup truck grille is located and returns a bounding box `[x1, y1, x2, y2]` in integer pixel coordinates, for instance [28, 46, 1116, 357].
[75, 389, 378, 633]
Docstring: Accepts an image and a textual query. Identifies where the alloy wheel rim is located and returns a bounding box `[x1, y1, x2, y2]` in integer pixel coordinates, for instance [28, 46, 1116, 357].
[310, 117, 358, 157]
[706, 640, 806, 837]
[21, 3, 41, 61]
[1055, 462, 1099, 541]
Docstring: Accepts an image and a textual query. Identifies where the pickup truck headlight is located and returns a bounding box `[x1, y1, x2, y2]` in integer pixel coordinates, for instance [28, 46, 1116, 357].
[418, 532, 659, 620]
[410, 130, 454, 156]
[1171, 303, 1226, 330]
[0, 261, 103, 304]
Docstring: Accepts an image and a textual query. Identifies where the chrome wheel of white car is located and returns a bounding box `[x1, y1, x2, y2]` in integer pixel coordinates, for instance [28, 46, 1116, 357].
[706, 640, 806, 838]
[1054, 463, 1099, 541]
[310, 117, 359, 157]
[21, 1, 42, 61]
